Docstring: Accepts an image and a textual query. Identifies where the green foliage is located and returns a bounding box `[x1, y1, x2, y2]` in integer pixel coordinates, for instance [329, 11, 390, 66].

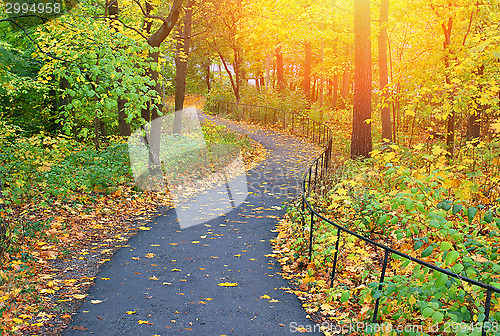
[0, 121, 132, 205]
[293, 139, 500, 334]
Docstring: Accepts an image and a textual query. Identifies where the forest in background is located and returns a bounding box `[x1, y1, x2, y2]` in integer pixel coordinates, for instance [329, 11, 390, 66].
[1, 0, 500, 334]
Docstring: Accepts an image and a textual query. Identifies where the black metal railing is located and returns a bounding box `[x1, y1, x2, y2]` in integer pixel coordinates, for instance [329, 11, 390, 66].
[212, 100, 500, 335]
[214, 101, 331, 147]
[302, 134, 500, 336]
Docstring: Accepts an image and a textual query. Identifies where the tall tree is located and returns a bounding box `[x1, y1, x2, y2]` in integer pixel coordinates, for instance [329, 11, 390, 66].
[430, 1, 454, 157]
[173, 0, 195, 134]
[106, 0, 131, 136]
[276, 44, 285, 92]
[351, 0, 373, 158]
[304, 41, 312, 102]
[137, 0, 184, 123]
[378, 0, 392, 141]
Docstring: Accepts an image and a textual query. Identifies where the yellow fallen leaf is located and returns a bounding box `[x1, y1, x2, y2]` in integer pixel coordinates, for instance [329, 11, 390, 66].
[233, 254, 241, 257]
[126, 311, 136, 315]
[101, 278, 110, 280]
[138, 320, 152, 325]
[73, 294, 87, 299]
[138, 226, 150, 231]
[145, 253, 155, 258]
[260, 295, 271, 299]
[218, 282, 238, 287]
[171, 269, 181, 272]
[91, 300, 103, 304]
[149, 276, 159, 280]
[191, 241, 200, 244]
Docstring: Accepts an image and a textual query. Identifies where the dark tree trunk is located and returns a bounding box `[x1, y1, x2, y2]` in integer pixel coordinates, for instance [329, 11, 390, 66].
[351, 0, 373, 158]
[138, 0, 183, 175]
[205, 61, 211, 92]
[304, 41, 312, 102]
[219, 52, 240, 102]
[341, 44, 352, 109]
[467, 65, 484, 142]
[174, 0, 195, 134]
[106, 0, 131, 136]
[141, 0, 183, 123]
[233, 47, 243, 102]
[442, 17, 454, 158]
[332, 74, 339, 109]
[378, 0, 392, 141]
[311, 78, 317, 103]
[276, 45, 285, 92]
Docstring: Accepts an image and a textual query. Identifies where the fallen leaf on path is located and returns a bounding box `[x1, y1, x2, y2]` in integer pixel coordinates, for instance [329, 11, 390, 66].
[218, 282, 238, 287]
[73, 294, 87, 299]
[138, 320, 153, 325]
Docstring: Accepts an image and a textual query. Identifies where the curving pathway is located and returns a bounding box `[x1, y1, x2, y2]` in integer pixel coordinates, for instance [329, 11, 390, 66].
[63, 113, 323, 336]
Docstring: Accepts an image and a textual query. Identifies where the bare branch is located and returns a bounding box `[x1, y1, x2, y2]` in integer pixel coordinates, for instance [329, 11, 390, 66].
[132, 0, 168, 24]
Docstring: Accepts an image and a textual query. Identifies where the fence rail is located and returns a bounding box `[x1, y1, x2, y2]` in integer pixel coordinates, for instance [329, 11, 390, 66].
[214, 101, 331, 147]
[213, 101, 499, 335]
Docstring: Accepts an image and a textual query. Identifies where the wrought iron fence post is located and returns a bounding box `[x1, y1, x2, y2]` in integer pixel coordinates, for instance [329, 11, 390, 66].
[330, 227, 342, 286]
[308, 211, 314, 263]
[482, 288, 493, 336]
[372, 249, 389, 323]
[313, 159, 319, 190]
[307, 167, 312, 198]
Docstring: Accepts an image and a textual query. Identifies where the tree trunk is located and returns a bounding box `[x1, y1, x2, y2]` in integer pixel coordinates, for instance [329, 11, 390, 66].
[341, 44, 352, 108]
[205, 61, 211, 92]
[174, 0, 195, 134]
[319, 41, 324, 107]
[467, 64, 484, 142]
[219, 52, 240, 102]
[106, 0, 131, 136]
[139, 0, 183, 175]
[311, 78, 317, 103]
[276, 45, 285, 92]
[304, 42, 312, 102]
[233, 47, 243, 102]
[351, 0, 373, 159]
[332, 74, 339, 109]
[442, 17, 454, 158]
[378, 0, 392, 141]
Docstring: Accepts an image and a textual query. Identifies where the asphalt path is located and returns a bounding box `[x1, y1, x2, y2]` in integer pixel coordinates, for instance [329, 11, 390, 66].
[63, 114, 323, 336]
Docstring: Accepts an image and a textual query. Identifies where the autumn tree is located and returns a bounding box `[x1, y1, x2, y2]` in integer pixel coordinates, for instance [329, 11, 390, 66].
[173, 0, 195, 134]
[378, 0, 392, 141]
[351, 0, 372, 158]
